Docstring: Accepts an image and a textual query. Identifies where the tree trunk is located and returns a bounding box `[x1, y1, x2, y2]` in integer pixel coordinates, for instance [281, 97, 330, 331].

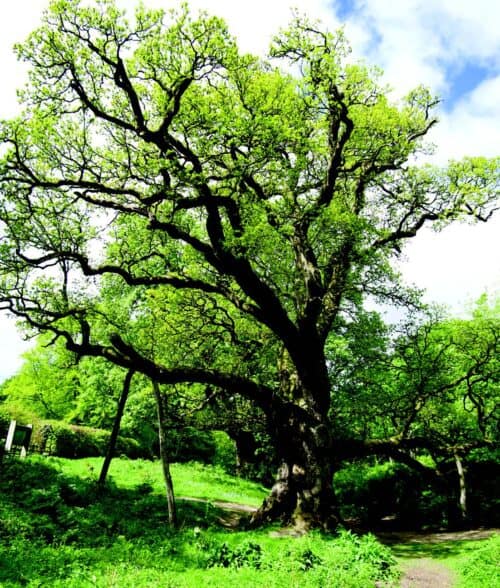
[98, 369, 134, 488]
[250, 455, 339, 531]
[454, 453, 468, 525]
[250, 398, 339, 531]
[152, 380, 177, 527]
[232, 429, 258, 475]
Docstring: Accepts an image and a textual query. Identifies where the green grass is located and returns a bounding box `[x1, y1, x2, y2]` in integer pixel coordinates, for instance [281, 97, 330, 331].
[0, 456, 399, 587]
[0, 529, 398, 588]
[52, 456, 269, 507]
[387, 535, 500, 588]
[455, 535, 500, 588]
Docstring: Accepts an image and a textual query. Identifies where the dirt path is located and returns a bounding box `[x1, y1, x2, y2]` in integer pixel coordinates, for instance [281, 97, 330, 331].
[179, 498, 497, 586]
[398, 558, 455, 588]
[377, 528, 499, 588]
[177, 495, 257, 527]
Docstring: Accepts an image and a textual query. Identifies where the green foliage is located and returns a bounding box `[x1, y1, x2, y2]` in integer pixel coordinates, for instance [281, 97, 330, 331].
[335, 454, 500, 529]
[0, 336, 79, 421]
[164, 426, 216, 463]
[0, 456, 399, 587]
[69, 357, 133, 429]
[198, 529, 397, 585]
[119, 384, 158, 452]
[211, 430, 237, 472]
[334, 460, 448, 528]
[206, 540, 263, 569]
[458, 535, 500, 588]
[330, 299, 500, 449]
[29, 421, 148, 459]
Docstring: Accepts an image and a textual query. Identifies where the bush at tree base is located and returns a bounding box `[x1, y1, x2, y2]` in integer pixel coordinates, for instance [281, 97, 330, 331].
[334, 458, 500, 529]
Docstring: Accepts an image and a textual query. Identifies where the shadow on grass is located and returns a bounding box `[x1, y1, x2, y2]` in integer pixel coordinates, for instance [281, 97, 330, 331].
[0, 457, 409, 588]
[383, 538, 487, 560]
[0, 457, 250, 586]
[0, 456, 238, 544]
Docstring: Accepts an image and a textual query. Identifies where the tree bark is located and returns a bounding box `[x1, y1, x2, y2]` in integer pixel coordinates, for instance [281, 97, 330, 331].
[250, 452, 339, 531]
[250, 388, 340, 531]
[98, 369, 134, 488]
[152, 380, 177, 527]
[233, 430, 257, 474]
[454, 453, 468, 525]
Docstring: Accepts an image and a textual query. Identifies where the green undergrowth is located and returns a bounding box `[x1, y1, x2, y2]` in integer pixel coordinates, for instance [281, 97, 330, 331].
[0, 456, 399, 587]
[457, 535, 500, 588]
[388, 534, 500, 588]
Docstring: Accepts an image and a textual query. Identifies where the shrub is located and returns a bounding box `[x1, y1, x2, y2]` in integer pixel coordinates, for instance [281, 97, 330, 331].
[335, 454, 500, 529]
[206, 540, 263, 569]
[196, 528, 398, 585]
[163, 426, 216, 463]
[334, 459, 448, 528]
[211, 430, 237, 473]
[459, 534, 500, 588]
[31, 421, 149, 459]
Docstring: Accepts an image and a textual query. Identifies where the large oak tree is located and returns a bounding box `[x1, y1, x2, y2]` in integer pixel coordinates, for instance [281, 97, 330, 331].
[0, 0, 498, 529]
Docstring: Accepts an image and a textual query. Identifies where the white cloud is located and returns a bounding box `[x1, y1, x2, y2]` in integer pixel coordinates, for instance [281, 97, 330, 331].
[0, 316, 31, 382]
[120, 0, 340, 56]
[0, 0, 498, 380]
[398, 219, 500, 313]
[430, 76, 500, 162]
[404, 73, 500, 314]
[437, 0, 500, 63]
[339, 0, 500, 315]
[345, 0, 500, 96]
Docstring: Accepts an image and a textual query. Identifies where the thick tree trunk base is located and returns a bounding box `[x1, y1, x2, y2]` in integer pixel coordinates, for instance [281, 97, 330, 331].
[249, 462, 340, 532]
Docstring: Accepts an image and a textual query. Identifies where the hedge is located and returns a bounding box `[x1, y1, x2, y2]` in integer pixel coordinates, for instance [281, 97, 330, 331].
[30, 421, 150, 459]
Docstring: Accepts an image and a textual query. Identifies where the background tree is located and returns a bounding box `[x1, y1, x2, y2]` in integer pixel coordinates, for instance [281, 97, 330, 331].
[330, 297, 499, 525]
[0, 0, 498, 529]
[0, 335, 79, 421]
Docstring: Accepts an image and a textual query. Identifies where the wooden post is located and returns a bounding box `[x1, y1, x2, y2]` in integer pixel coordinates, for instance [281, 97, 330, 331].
[4, 421, 33, 458]
[98, 369, 134, 488]
[4, 420, 16, 453]
[152, 380, 177, 527]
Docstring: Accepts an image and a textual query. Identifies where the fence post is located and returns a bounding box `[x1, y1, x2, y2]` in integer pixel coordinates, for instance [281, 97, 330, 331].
[4, 420, 16, 453]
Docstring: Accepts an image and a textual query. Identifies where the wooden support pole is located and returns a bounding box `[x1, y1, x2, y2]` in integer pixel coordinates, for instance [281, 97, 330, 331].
[4, 420, 16, 453]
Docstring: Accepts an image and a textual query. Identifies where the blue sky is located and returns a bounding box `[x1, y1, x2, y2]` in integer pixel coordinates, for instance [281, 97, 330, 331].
[0, 0, 499, 381]
[331, 0, 499, 111]
[334, 0, 357, 21]
[446, 62, 492, 109]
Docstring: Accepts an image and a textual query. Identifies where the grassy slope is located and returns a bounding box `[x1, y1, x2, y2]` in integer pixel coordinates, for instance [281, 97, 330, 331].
[60, 457, 269, 507]
[1, 456, 497, 587]
[0, 456, 398, 588]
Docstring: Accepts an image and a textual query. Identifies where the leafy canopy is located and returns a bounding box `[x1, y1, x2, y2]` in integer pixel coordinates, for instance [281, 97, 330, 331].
[0, 0, 498, 419]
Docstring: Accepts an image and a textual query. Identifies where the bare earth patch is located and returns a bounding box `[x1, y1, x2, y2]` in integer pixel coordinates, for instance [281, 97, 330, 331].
[399, 558, 455, 588]
[376, 528, 499, 588]
[177, 496, 257, 527]
[179, 499, 498, 584]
